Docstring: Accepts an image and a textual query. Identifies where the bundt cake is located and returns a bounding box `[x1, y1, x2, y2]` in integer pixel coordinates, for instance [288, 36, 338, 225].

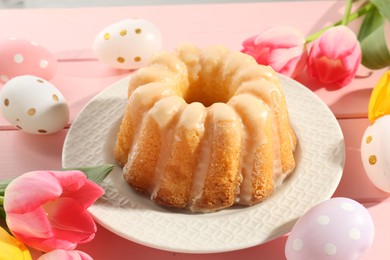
[114, 44, 297, 212]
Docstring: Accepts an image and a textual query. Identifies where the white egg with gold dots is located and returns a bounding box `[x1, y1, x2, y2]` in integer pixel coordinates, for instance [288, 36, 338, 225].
[361, 115, 390, 192]
[0, 75, 69, 135]
[92, 18, 162, 70]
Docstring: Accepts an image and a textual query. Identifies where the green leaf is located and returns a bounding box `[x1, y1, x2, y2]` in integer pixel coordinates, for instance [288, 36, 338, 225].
[0, 207, 5, 219]
[61, 164, 114, 184]
[360, 23, 390, 69]
[358, 3, 390, 69]
[0, 179, 12, 197]
[370, 0, 390, 21]
[358, 6, 384, 41]
[0, 196, 5, 219]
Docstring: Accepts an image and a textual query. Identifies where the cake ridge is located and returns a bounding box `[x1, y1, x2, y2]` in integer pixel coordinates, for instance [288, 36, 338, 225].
[229, 94, 274, 205]
[190, 103, 241, 212]
[150, 96, 187, 200]
[188, 104, 213, 211]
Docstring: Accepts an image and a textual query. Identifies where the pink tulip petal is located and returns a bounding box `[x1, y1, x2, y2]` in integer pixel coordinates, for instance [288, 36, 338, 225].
[44, 197, 96, 244]
[242, 25, 306, 77]
[307, 25, 361, 86]
[341, 43, 361, 68]
[268, 46, 306, 76]
[49, 171, 104, 207]
[14, 234, 77, 252]
[61, 180, 104, 208]
[317, 26, 358, 59]
[38, 249, 93, 260]
[311, 56, 349, 83]
[252, 47, 271, 65]
[6, 207, 52, 239]
[4, 171, 62, 214]
[50, 171, 89, 192]
[13, 197, 97, 252]
[254, 26, 305, 48]
[242, 34, 257, 47]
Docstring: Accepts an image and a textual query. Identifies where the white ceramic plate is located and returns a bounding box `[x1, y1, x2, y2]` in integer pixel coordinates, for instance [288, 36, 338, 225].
[62, 74, 345, 253]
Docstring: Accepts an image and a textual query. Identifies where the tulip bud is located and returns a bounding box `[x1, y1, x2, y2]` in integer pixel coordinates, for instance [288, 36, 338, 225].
[4, 170, 104, 252]
[241, 25, 307, 78]
[307, 25, 361, 87]
[38, 249, 92, 260]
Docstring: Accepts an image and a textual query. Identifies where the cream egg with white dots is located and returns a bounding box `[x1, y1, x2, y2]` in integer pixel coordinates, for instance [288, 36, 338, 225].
[285, 197, 374, 260]
[92, 18, 162, 70]
[0, 75, 69, 135]
[0, 38, 57, 83]
[361, 115, 390, 192]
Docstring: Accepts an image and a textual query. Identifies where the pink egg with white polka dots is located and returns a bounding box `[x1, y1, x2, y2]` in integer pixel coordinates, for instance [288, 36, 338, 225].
[285, 197, 374, 260]
[0, 38, 57, 83]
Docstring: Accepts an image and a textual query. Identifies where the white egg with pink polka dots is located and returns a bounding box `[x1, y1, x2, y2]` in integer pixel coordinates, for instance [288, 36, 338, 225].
[0, 38, 57, 83]
[0, 75, 69, 135]
[285, 197, 374, 260]
[92, 19, 162, 70]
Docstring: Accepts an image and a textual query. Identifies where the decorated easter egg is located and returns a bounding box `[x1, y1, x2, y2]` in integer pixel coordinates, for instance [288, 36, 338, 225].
[93, 19, 162, 70]
[0, 39, 57, 83]
[368, 71, 390, 123]
[285, 197, 374, 260]
[361, 115, 390, 192]
[0, 75, 69, 134]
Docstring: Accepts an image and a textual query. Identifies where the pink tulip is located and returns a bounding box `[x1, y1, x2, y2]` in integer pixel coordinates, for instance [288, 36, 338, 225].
[307, 25, 361, 87]
[38, 249, 93, 260]
[3, 170, 104, 252]
[241, 25, 307, 78]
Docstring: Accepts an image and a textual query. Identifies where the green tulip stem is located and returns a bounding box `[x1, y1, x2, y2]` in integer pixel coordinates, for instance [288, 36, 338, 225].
[342, 0, 353, 26]
[305, 2, 375, 43]
[0, 196, 5, 219]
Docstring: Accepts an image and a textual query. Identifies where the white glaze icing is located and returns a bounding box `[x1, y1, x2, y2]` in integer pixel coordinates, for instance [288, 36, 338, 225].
[149, 96, 186, 128]
[121, 83, 176, 167]
[177, 102, 207, 130]
[173, 44, 201, 86]
[209, 102, 239, 121]
[235, 78, 282, 107]
[189, 103, 238, 211]
[271, 116, 283, 188]
[188, 111, 211, 211]
[150, 96, 186, 199]
[229, 94, 270, 204]
[131, 83, 175, 108]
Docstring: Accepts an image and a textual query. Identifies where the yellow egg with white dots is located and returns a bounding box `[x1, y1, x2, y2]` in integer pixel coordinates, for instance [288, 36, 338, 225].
[361, 115, 390, 192]
[0, 75, 69, 135]
[93, 19, 162, 70]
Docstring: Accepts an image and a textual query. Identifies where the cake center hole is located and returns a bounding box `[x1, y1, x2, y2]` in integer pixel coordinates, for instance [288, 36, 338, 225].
[184, 80, 233, 107]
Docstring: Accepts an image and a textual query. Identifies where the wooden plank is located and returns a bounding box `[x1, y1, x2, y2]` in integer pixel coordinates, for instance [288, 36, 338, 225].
[0, 129, 66, 179]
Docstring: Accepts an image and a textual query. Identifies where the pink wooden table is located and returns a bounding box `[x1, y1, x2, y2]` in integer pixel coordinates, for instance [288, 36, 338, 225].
[1, 1, 389, 259]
